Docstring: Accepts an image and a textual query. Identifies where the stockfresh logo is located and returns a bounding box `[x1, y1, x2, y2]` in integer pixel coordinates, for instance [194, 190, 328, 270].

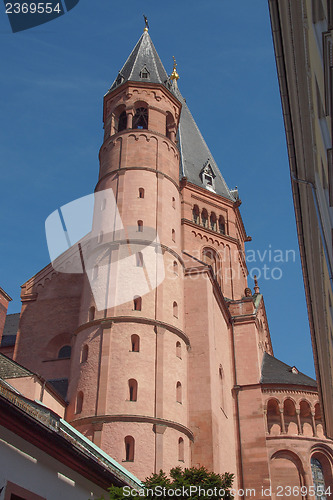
[3, 0, 80, 33]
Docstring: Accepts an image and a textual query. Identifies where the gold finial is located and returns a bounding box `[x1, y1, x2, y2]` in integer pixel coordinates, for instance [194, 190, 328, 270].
[170, 55, 179, 81]
[143, 14, 149, 32]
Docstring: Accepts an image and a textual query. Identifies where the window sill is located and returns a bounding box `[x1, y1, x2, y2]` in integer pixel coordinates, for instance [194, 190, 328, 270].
[42, 357, 71, 363]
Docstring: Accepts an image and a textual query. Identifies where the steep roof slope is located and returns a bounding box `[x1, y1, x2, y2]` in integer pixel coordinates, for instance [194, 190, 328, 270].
[107, 30, 235, 201]
[261, 352, 317, 387]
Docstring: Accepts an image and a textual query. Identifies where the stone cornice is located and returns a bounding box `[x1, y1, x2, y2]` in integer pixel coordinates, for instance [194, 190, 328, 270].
[71, 414, 194, 441]
[95, 164, 180, 193]
[74, 316, 191, 347]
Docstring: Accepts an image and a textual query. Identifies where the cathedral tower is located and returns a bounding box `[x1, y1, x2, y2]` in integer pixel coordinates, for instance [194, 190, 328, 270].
[10, 25, 333, 498]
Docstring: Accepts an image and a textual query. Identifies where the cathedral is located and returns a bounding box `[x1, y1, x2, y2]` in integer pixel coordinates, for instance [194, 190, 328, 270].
[2, 26, 333, 499]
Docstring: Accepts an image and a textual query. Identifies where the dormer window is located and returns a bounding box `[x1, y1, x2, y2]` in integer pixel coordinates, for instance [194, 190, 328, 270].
[140, 66, 150, 79]
[200, 160, 216, 191]
[116, 73, 124, 86]
[204, 174, 213, 186]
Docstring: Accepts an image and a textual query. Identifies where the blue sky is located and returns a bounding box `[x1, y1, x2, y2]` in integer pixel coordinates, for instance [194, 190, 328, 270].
[0, 1, 315, 377]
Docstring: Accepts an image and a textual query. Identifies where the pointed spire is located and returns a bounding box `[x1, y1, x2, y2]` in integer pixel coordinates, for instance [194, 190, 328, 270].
[107, 30, 169, 93]
[106, 30, 235, 201]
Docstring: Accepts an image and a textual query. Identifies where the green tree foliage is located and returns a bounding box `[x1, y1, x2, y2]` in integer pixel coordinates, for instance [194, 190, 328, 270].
[101, 466, 234, 500]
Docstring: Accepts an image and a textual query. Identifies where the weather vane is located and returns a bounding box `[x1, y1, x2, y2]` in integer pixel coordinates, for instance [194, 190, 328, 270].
[170, 56, 179, 81]
[143, 15, 149, 32]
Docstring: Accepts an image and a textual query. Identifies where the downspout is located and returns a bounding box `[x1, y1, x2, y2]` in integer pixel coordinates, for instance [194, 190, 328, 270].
[230, 318, 244, 498]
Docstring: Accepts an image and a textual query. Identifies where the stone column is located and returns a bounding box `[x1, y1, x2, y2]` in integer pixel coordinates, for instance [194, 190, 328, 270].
[296, 409, 302, 435]
[126, 109, 134, 129]
[280, 408, 286, 434]
[311, 411, 317, 436]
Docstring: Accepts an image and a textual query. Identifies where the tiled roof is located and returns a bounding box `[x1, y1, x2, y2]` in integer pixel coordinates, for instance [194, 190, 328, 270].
[260, 352, 317, 388]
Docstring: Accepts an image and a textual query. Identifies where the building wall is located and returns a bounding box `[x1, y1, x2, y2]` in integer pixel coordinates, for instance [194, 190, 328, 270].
[0, 425, 108, 500]
[268, 0, 333, 438]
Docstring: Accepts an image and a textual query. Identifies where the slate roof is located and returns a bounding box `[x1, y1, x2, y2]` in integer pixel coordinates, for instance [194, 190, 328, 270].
[107, 31, 169, 92]
[260, 352, 317, 388]
[48, 378, 69, 400]
[0, 353, 32, 379]
[106, 31, 235, 201]
[3, 312, 19, 336]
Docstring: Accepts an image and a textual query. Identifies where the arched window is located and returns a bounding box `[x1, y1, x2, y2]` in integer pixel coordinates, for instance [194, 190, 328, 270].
[76, 391, 83, 414]
[137, 220, 143, 232]
[136, 252, 144, 267]
[133, 107, 148, 129]
[166, 112, 175, 140]
[93, 265, 98, 280]
[172, 229, 176, 242]
[201, 209, 208, 228]
[202, 247, 218, 274]
[311, 457, 327, 498]
[178, 437, 184, 461]
[192, 205, 200, 224]
[134, 296, 142, 311]
[210, 212, 217, 231]
[176, 381, 182, 403]
[139, 188, 145, 199]
[176, 341, 181, 358]
[219, 216, 226, 235]
[131, 334, 140, 352]
[219, 364, 224, 410]
[81, 344, 89, 363]
[125, 436, 135, 461]
[128, 379, 138, 401]
[300, 400, 313, 436]
[58, 345, 71, 359]
[173, 301, 178, 318]
[284, 399, 298, 434]
[172, 197, 176, 209]
[97, 231, 103, 244]
[89, 306, 95, 322]
[118, 111, 127, 133]
[266, 399, 281, 435]
[173, 261, 178, 275]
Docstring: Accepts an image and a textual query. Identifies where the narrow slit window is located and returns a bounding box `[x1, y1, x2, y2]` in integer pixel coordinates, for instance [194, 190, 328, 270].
[173, 301, 178, 318]
[131, 334, 140, 352]
[81, 344, 89, 363]
[136, 252, 144, 267]
[125, 436, 135, 461]
[128, 379, 138, 401]
[76, 391, 83, 414]
[134, 296, 142, 311]
[139, 188, 145, 199]
[176, 341, 181, 358]
[138, 220, 143, 232]
[176, 381, 182, 403]
[178, 437, 184, 461]
[173, 261, 178, 275]
[89, 306, 95, 321]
